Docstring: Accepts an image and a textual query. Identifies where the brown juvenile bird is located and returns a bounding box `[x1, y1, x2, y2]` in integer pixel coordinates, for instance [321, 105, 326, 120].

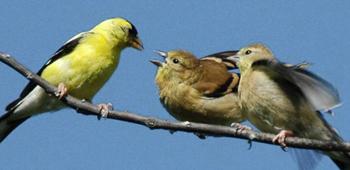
[151, 50, 245, 126]
[228, 43, 349, 169]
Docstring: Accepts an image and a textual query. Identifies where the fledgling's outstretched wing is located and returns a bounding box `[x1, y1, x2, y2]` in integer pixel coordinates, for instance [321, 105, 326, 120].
[289, 67, 340, 112]
[252, 59, 341, 112]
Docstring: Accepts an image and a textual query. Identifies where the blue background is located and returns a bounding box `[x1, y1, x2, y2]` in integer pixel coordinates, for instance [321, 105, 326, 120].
[0, 1, 349, 169]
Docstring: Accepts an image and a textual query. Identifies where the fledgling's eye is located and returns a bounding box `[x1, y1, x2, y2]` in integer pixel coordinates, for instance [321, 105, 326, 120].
[173, 58, 179, 64]
[245, 50, 252, 55]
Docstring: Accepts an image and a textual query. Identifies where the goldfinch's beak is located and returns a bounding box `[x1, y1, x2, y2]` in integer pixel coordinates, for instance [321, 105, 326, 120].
[129, 37, 144, 51]
[150, 60, 163, 67]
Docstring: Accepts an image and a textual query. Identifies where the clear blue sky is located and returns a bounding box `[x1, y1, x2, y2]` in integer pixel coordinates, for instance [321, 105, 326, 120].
[0, 1, 349, 169]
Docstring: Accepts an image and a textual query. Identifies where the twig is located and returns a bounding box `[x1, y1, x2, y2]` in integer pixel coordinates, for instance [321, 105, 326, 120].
[1, 51, 350, 152]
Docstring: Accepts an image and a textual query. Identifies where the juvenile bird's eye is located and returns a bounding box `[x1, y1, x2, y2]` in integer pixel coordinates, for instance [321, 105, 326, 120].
[245, 50, 252, 55]
[173, 58, 179, 64]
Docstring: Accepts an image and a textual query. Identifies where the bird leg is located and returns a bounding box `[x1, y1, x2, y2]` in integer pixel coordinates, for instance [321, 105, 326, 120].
[272, 130, 294, 148]
[55, 83, 68, 99]
[97, 103, 113, 120]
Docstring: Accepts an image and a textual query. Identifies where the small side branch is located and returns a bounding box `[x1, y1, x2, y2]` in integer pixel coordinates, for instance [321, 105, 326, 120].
[1, 52, 350, 152]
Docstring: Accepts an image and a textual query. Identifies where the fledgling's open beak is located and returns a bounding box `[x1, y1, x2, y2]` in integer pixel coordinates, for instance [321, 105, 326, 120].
[220, 50, 239, 69]
[129, 36, 144, 51]
[226, 53, 240, 65]
[154, 50, 167, 58]
[150, 60, 163, 67]
[150, 50, 168, 67]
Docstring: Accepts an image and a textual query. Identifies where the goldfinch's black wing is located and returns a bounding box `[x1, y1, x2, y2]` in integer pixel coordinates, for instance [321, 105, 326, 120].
[252, 59, 340, 112]
[5, 32, 92, 111]
[201, 51, 238, 70]
[37, 32, 92, 77]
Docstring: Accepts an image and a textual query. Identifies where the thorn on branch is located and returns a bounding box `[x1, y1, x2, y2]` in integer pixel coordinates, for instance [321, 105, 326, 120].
[281, 146, 288, 152]
[194, 133, 206, 140]
[247, 140, 253, 150]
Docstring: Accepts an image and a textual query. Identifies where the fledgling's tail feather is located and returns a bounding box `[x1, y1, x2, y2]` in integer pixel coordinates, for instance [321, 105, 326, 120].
[331, 157, 350, 170]
[328, 151, 350, 170]
[0, 111, 29, 143]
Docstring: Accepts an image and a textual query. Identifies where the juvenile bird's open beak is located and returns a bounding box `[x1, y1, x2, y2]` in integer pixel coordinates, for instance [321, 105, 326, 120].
[150, 50, 167, 67]
[154, 50, 167, 58]
[150, 60, 163, 67]
[226, 53, 240, 65]
[202, 50, 239, 69]
[129, 36, 144, 51]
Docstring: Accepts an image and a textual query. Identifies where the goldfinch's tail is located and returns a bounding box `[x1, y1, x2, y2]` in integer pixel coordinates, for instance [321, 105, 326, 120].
[0, 111, 29, 143]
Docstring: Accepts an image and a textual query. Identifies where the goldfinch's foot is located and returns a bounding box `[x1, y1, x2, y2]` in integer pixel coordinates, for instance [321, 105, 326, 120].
[230, 123, 252, 133]
[97, 103, 113, 120]
[272, 130, 294, 148]
[55, 83, 68, 99]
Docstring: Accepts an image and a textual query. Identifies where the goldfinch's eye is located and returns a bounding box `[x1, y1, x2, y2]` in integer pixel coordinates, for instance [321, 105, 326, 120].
[245, 50, 252, 55]
[173, 58, 179, 64]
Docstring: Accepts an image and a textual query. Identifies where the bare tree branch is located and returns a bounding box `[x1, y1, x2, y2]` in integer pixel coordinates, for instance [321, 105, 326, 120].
[1, 51, 350, 152]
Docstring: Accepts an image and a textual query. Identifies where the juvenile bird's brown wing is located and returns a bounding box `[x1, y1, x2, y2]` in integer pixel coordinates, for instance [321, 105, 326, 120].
[192, 59, 239, 97]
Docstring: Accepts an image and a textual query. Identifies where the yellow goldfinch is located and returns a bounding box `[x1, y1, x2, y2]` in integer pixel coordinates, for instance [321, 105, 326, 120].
[228, 43, 349, 169]
[0, 17, 143, 142]
[151, 50, 245, 126]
